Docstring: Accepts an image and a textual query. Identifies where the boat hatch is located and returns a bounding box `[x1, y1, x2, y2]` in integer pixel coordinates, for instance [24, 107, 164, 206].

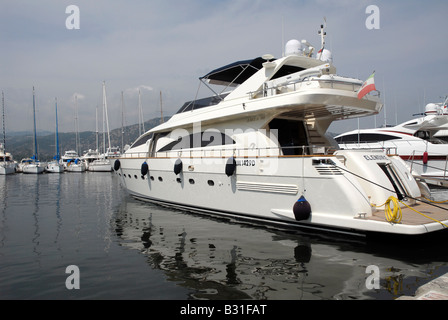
[378, 163, 407, 200]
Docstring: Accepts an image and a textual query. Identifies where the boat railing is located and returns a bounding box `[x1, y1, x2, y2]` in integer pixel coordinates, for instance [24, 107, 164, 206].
[249, 76, 363, 99]
[121, 144, 338, 159]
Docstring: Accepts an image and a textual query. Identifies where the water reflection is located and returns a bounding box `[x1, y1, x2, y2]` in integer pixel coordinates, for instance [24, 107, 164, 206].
[114, 196, 448, 300]
[0, 176, 9, 253]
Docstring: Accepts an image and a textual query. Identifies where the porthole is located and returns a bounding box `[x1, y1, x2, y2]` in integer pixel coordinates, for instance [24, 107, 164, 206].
[207, 180, 214, 186]
[158, 177, 163, 182]
[134, 175, 138, 179]
[150, 176, 154, 181]
[189, 179, 195, 185]
[176, 178, 182, 183]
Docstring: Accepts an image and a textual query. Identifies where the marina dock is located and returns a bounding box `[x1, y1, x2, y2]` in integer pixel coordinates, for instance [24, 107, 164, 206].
[398, 272, 448, 300]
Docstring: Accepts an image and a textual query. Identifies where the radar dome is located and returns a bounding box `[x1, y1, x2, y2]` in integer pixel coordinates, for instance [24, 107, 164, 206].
[285, 39, 303, 56]
[319, 49, 333, 63]
[425, 103, 441, 115]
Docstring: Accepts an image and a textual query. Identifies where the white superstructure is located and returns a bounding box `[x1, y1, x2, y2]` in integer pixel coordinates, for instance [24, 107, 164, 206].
[114, 24, 448, 236]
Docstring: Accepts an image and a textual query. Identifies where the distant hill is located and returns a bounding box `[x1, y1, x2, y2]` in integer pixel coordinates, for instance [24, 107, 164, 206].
[5, 117, 169, 161]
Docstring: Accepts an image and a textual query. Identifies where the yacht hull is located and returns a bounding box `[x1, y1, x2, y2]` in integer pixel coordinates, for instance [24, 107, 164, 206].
[0, 163, 15, 175]
[88, 160, 112, 172]
[45, 162, 65, 173]
[116, 150, 447, 236]
[22, 164, 45, 174]
[66, 163, 86, 172]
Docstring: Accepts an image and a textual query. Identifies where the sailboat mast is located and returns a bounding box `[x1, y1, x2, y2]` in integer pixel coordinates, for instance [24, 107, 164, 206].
[102, 81, 111, 152]
[95, 105, 99, 152]
[55, 98, 60, 161]
[121, 91, 124, 152]
[160, 91, 164, 124]
[32, 87, 38, 161]
[2, 91, 5, 153]
[74, 95, 80, 156]
[138, 89, 142, 136]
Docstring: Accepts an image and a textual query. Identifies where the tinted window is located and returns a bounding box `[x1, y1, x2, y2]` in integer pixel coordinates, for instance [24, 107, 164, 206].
[335, 133, 400, 143]
[157, 132, 235, 152]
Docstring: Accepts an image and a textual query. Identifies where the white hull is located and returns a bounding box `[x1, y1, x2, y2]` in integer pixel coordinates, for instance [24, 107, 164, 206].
[22, 163, 45, 174]
[0, 163, 15, 175]
[117, 149, 447, 236]
[45, 162, 65, 173]
[88, 161, 112, 172]
[66, 162, 86, 172]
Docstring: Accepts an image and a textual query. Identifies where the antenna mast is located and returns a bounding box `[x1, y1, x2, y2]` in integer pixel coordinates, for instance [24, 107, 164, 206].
[317, 18, 327, 59]
[160, 91, 164, 124]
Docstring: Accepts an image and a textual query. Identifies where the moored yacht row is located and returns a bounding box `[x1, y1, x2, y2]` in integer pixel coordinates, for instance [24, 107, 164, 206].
[6, 148, 119, 174]
[1, 82, 121, 175]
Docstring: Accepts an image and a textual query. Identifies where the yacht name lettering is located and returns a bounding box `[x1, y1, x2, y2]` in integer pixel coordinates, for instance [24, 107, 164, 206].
[236, 159, 256, 167]
[363, 155, 388, 161]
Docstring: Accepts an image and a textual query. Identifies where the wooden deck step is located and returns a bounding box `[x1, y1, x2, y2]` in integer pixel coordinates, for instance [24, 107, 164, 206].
[369, 202, 448, 226]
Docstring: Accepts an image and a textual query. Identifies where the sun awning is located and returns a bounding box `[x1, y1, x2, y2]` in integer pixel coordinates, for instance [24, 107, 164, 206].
[200, 57, 267, 86]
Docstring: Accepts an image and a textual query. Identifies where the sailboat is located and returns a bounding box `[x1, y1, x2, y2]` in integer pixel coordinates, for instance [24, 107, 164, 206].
[86, 92, 111, 172]
[66, 95, 86, 173]
[101, 82, 120, 167]
[0, 91, 16, 175]
[89, 81, 114, 171]
[23, 87, 45, 174]
[45, 98, 65, 173]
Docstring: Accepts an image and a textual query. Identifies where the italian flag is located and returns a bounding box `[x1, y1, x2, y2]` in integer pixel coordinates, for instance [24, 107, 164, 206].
[357, 72, 376, 99]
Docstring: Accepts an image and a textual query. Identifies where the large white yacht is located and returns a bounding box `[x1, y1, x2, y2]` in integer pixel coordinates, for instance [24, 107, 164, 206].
[335, 100, 448, 186]
[114, 24, 448, 237]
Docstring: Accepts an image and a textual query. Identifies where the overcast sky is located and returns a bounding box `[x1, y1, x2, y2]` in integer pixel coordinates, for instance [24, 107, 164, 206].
[1, 0, 447, 136]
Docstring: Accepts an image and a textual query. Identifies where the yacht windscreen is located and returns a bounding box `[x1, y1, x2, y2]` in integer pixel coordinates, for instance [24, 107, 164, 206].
[176, 93, 229, 114]
[270, 65, 306, 80]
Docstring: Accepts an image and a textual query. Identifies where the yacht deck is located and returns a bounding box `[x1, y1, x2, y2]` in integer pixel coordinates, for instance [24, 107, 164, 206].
[369, 201, 448, 226]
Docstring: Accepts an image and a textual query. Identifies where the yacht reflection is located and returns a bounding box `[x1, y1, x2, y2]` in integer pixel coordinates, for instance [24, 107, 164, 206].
[115, 198, 323, 300]
[114, 197, 448, 300]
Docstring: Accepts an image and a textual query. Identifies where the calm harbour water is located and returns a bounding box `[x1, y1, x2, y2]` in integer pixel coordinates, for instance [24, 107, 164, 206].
[1, 172, 448, 301]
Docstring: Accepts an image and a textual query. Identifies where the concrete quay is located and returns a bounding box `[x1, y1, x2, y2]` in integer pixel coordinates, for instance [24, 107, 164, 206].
[397, 272, 448, 300]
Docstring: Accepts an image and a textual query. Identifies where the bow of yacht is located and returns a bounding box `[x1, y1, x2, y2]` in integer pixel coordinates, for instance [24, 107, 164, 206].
[114, 23, 448, 237]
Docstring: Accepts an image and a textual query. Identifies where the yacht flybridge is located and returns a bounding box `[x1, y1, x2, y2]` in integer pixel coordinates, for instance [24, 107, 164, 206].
[115, 24, 448, 237]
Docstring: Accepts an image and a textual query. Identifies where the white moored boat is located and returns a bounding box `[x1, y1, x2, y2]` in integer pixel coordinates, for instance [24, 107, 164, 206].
[114, 23, 448, 237]
[45, 98, 65, 173]
[83, 149, 111, 172]
[22, 87, 44, 174]
[0, 144, 15, 175]
[335, 99, 448, 186]
[0, 92, 15, 175]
